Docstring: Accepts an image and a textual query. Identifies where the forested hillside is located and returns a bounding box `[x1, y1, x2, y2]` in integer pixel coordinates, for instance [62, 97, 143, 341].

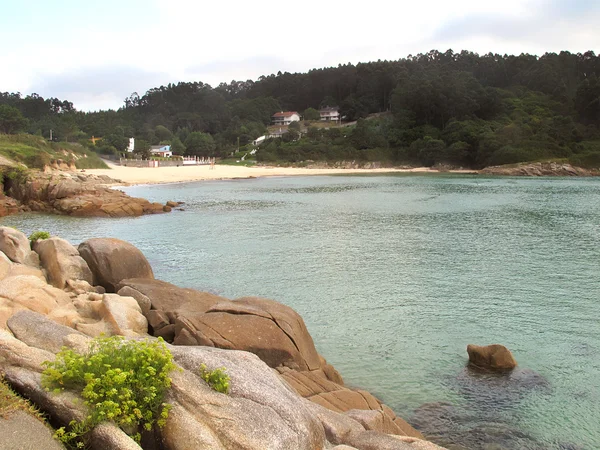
[1, 50, 599, 168]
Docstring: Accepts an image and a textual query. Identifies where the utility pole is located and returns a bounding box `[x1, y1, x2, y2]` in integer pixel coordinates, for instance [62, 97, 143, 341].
[49, 129, 53, 141]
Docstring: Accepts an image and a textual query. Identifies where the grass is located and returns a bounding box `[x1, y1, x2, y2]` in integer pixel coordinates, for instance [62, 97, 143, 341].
[0, 376, 44, 420]
[219, 158, 257, 166]
[0, 134, 108, 169]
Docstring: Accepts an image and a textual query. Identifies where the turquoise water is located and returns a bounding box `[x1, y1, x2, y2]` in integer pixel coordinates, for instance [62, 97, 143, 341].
[3, 174, 599, 449]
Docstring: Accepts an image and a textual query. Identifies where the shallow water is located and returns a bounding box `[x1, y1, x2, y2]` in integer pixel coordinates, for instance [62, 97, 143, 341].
[3, 174, 600, 449]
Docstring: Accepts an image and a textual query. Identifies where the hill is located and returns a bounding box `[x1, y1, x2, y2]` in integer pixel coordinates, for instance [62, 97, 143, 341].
[1, 50, 599, 169]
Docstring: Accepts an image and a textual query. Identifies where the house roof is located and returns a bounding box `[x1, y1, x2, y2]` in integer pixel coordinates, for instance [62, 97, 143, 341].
[319, 106, 339, 113]
[150, 145, 170, 150]
[272, 111, 299, 118]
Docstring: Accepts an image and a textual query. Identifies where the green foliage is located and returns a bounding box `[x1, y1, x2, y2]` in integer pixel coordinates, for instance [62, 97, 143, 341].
[42, 336, 176, 447]
[303, 107, 320, 121]
[185, 132, 215, 156]
[0, 105, 28, 134]
[29, 231, 50, 242]
[4, 165, 29, 182]
[3, 50, 600, 168]
[199, 364, 230, 394]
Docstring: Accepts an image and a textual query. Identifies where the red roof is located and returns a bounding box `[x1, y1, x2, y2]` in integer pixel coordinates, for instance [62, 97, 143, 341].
[272, 111, 299, 118]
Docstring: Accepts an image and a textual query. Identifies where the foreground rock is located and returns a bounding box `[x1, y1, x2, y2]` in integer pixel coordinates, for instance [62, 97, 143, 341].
[467, 344, 517, 371]
[79, 238, 154, 292]
[2, 170, 174, 217]
[33, 237, 93, 289]
[480, 161, 599, 176]
[0, 231, 442, 448]
[0, 227, 40, 267]
[0, 312, 443, 450]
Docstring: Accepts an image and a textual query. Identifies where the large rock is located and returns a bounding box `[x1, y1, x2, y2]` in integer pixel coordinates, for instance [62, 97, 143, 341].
[78, 238, 154, 292]
[117, 278, 223, 314]
[0, 275, 75, 329]
[278, 366, 424, 439]
[0, 227, 39, 267]
[33, 237, 93, 288]
[119, 279, 323, 373]
[466, 344, 517, 371]
[0, 251, 45, 282]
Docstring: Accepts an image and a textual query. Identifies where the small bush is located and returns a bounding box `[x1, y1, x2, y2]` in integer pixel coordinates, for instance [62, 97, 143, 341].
[4, 165, 29, 182]
[42, 336, 176, 446]
[29, 231, 50, 243]
[199, 364, 230, 394]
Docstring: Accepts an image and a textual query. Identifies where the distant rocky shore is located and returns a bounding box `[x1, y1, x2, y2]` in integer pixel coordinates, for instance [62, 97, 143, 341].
[480, 161, 599, 176]
[0, 168, 180, 218]
[0, 227, 444, 449]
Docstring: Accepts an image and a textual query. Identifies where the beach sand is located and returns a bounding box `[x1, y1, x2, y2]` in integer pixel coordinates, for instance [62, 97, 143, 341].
[87, 161, 475, 186]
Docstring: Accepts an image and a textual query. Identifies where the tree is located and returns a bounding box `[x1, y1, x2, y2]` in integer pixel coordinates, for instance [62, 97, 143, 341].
[104, 133, 129, 152]
[155, 125, 173, 141]
[133, 139, 151, 159]
[303, 107, 320, 121]
[0, 105, 28, 134]
[185, 132, 215, 156]
[170, 137, 185, 155]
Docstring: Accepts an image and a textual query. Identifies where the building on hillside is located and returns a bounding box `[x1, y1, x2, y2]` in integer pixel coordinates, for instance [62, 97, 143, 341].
[127, 137, 135, 152]
[267, 129, 288, 139]
[150, 144, 172, 158]
[271, 111, 301, 125]
[319, 106, 340, 122]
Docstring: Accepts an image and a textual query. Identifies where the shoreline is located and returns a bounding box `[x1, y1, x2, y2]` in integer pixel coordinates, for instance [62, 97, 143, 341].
[87, 162, 478, 186]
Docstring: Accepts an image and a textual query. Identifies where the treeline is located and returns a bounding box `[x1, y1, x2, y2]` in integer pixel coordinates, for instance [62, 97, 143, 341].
[1, 49, 600, 168]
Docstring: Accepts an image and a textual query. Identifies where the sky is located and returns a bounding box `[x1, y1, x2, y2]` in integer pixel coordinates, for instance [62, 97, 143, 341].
[1, 0, 599, 111]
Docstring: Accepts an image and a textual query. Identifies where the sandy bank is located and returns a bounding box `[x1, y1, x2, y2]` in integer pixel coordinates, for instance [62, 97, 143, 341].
[87, 162, 476, 186]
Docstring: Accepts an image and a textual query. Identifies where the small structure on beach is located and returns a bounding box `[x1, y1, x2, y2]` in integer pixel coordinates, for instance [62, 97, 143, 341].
[150, 145, 172, 158]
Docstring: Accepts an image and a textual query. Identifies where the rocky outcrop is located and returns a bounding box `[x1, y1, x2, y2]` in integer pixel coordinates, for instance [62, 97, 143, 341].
[0, 231, 442, 449]
[79, 238, 154, 292]
[480, 161, 599, 176]
[3, 170, 174, 217]
[117, 279, 323, 372]
[0, 312, 442, 450]
[466, 344, 517, 371]
[0, 193, 22, 217]
[33, 237, 93, 289]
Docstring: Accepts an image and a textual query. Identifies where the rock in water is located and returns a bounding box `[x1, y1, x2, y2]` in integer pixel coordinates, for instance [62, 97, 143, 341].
[78, 238, 154, 292]
[467, 344, 517, 371]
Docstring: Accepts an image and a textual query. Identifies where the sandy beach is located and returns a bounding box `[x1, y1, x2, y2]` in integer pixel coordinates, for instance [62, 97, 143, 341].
[87, 161, 475, 186]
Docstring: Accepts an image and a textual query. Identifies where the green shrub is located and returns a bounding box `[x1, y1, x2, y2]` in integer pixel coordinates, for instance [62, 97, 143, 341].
[4, 165, 29, 182]
[29, 231, 50, 243]
[199, 364, 230, 394]
[42, 336, 176, 446]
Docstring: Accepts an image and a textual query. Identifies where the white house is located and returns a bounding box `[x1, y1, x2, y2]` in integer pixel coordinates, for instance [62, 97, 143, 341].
[271, 111, 301, 125]
[319, 106, 340, 122]
[150, 144, 172, 158]
[127, 137, 135, 152]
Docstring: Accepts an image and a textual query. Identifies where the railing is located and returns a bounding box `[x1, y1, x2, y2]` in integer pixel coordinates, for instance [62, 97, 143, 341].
[119, 157, 214, 167]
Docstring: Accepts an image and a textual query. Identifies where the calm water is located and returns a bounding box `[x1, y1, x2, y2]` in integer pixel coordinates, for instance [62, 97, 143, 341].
[3, 174, 600, 449]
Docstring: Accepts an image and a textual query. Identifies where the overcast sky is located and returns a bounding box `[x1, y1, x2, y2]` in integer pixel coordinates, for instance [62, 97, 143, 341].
[2, 0, 598, 111]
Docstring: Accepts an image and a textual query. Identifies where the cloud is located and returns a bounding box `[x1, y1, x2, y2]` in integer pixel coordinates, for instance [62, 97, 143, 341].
[431, 0, 600, 53]
[29, 66, 173, 111]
